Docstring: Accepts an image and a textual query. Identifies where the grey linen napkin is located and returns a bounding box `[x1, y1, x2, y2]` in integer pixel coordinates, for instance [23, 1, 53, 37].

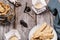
[48, 0, 60, 39]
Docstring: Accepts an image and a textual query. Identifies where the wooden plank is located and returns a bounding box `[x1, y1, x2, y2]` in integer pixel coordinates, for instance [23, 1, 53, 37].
[15, 0, 36, 40]
[37, 10, 53, 26]
[0, 26, 3, 40]
[37, 0, 54, 27]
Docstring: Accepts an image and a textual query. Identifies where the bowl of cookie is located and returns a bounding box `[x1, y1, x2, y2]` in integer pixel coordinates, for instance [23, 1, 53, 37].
[29, 23, 57, 40]
[0, 2, 15, 25]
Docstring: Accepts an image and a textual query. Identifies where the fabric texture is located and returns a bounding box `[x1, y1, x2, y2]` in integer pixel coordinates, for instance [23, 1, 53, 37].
[47, 0, 60, 39]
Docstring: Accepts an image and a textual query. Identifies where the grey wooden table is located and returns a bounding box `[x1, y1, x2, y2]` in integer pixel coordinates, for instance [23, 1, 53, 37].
[0, 0, 55, 40]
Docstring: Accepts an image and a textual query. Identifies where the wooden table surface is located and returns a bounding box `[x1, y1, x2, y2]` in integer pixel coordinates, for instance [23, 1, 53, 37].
[0, 0, 54, 40]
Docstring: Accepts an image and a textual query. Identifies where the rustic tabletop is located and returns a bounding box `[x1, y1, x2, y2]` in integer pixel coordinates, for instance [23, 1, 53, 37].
[0, 0, 55, 40]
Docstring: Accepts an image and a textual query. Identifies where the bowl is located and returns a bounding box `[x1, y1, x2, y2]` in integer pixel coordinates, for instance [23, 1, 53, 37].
[29, 24, 57, 40]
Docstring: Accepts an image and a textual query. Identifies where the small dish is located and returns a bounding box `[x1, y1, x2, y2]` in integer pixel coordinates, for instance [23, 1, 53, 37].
[32, 0, 47, 14]
[4, 29, 21, 40]
[32, 0, 47, 6]
[32, 6, 46, 14]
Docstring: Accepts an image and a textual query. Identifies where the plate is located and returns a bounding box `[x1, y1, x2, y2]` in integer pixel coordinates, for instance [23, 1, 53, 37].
[32, 6, 46, 14]
[29, 24, 57, 40]
[32, 0, 47, 14]
[32, 0, 47, 7]
[4, 29, 21, 40]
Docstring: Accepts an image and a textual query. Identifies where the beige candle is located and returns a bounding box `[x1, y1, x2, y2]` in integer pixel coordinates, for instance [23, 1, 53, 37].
[34, 2, 42, 9]
[9, 36, 18, 40]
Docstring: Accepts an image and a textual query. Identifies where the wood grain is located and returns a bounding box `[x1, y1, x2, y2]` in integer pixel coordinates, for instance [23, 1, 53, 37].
[0, 0, 55, 40]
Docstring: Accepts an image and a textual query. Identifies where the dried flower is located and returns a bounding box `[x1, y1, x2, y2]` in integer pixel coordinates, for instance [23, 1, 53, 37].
[20, 20, 28, 28]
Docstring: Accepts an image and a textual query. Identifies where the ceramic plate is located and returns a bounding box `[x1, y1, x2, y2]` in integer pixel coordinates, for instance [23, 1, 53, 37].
[32, 0, 47, 7]
[32, 0, 47, 14]
[4, 29, 21, 40]
[29, 24, 57, 40]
